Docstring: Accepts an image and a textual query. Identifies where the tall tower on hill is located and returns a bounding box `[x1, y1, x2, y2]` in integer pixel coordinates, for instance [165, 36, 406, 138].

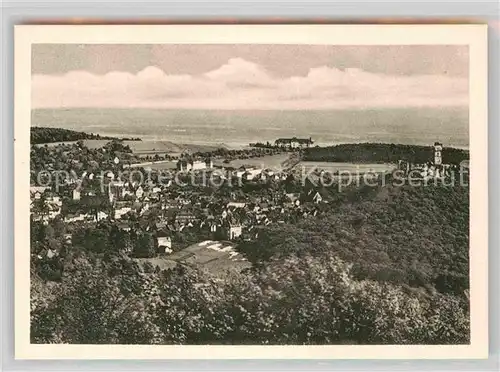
[434, 142, 443, 165]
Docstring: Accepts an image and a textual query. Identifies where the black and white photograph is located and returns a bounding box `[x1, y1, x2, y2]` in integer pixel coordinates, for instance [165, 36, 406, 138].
[14, 24, 488, 359]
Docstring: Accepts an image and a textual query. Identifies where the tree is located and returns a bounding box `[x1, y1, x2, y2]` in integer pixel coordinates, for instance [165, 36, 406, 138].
[31, 252, 470, 345]
[31, 254, 162, 344]
[132, 232, 157, 258]
[84, 227, 109, 254]
[108, 225, 133, 254]
[30, 219, 46, 254]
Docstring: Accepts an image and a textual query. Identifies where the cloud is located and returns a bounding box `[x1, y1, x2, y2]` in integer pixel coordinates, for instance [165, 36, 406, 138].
[31, 58, 468, 110]
[204, 58, 276, 89]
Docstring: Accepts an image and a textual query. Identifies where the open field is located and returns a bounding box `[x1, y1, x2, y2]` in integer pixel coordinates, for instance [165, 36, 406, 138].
[137, 152, 182, 159]
[34, 139, 112, 149]
[298, 161, 397, 174]
[34, 139, 225, 155]
[135, 240, 250, 276]
[126, 140, 225, 155]
[212, 156, 396, 174]
[128, 160, 178, 170]
[34, 139, 143, 150]
[213, 153, 290, 169]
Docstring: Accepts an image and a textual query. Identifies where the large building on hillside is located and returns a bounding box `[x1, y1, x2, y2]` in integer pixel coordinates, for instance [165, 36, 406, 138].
[275, 137, 314, 149]
[177, 158, 213, 172]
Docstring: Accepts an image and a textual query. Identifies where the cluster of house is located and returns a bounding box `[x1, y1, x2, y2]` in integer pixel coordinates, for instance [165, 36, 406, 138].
[146, 187, 326, 254]
[232, 166, 292, 181]
[31, 172, 328, 256]
[30, 142, 332, 257]
[174, 155, 292, 182]
[31, 161, 283, 225]
[397, 161, 453, 180]
[30, 186, 63, 222]
[31, 185, 110, 224]
[176, 157, 214, 172]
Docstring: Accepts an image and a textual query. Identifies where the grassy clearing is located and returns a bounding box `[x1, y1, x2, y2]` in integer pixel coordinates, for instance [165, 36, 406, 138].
[214, 154, 290, 169]
[135, 240, 250, 276]
[298, 161, 396, 174]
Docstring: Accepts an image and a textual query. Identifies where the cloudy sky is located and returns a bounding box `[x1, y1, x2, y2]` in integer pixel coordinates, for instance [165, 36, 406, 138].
[32, 44, 468, 110]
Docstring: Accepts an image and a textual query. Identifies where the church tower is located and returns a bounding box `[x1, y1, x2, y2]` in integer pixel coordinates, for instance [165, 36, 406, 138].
[434, 142, 443, 165]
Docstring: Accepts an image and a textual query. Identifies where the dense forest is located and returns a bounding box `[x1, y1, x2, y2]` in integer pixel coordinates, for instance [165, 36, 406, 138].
[303, 143, 469, 165]
[31, 252, 469, 345]
[31, 127, 141, 144]
[238, 182, 469, 297]
[31, 180, 470, 345]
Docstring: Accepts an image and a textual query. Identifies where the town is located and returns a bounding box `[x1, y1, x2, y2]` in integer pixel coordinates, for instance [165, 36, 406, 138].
[30, 136, 466, 276]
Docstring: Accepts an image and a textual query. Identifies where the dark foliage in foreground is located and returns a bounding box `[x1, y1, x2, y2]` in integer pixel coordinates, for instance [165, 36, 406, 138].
[238, 183, 469, 297]
[31, 182, 470, 345]
[31, 253, 469, 345]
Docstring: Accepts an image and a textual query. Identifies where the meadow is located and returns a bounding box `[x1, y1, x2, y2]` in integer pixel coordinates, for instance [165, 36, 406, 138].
[298, 161, 396, 174]
[213, 153, 290, 169]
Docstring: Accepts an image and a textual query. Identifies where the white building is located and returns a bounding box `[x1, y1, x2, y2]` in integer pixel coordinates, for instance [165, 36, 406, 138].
[47, 196, 62, 205]
[135, 186, 144, 199]
[30, 186, 49, 199]
[243, 168, 263, 180]
[48, 209, 61, 220]
[434, 142, 443, 165]
[177, 159, 210, 172]
[227, 202, 246, 209]
[140, 202, 150, 214]
[227, 224, 242, 240]
[192, 160, 207, 170]
[235, 170, 246, 178]
[72, 188, 81, 200]
[114, 207, 131, 220]
[312, 192, 323, 204]
[96, 211, 109, 221]
[64, 213, 92, 223]
[157, 237, 173, 254]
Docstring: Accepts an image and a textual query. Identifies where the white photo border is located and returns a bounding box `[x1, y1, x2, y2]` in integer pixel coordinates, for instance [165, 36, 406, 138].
[14, 23, 488, 360]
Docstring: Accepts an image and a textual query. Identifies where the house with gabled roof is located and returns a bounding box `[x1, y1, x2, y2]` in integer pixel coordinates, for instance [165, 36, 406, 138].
[275, 137, 314, 149]
[222, 216, 243, 241]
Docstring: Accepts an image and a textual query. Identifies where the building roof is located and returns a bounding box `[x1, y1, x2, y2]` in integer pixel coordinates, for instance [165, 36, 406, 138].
[30, 186, 49, 194]
[275, 137, 314, 144]
[157, 236, 171, 244]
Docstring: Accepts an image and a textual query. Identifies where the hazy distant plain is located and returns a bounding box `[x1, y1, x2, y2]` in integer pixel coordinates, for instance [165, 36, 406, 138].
[32, 108, 469, 149]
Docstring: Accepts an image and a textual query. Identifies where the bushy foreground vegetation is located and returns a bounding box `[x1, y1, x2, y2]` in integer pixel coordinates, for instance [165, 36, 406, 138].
[31, 252, 469, 345]
[239, 183, 470, 297]
[31, 181, 470, 345]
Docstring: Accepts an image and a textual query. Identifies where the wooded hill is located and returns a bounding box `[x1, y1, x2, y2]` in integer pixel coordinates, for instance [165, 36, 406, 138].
[238, 182, 469, 297]
[31, 127, 141, 144]
[302, 143, 469, 165]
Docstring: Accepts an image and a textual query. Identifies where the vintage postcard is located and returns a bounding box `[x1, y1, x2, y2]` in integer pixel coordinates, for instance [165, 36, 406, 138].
[14, 24, 488, 359]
